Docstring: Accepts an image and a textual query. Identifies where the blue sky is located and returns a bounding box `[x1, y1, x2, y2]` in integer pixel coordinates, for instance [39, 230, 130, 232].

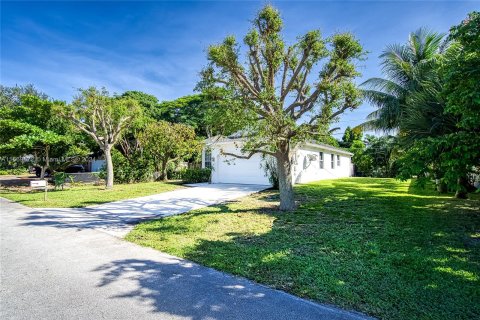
[1, 1, 478, 136]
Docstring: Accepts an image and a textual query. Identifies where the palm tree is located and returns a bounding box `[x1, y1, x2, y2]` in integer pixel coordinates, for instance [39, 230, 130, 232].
[359, 28, 446, 132]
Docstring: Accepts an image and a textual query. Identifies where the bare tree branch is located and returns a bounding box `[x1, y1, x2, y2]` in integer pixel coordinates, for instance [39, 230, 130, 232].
[280, 49, 309, 102]
[222, 148, 276, 158]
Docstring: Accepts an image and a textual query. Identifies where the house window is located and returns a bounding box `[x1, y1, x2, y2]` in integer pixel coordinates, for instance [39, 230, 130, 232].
[204, 149, 212, 169]
[331, 154, 335, 169]
[303, 156, 308, 170]
[319, 152, 324, 169]
[337, 155, 341, 167]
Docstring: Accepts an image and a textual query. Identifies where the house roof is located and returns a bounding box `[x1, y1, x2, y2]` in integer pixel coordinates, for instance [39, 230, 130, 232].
[204, 136, 353, 156]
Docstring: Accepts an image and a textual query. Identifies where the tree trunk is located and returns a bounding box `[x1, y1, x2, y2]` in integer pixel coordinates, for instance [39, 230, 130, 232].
[104, 145, 114, 189]
[434, 175, 448, 193]
[158, 159, 168, 181]
[455, 175, 468, 199]
[276, 145, 296, 211]
[40, 146, 50, 179]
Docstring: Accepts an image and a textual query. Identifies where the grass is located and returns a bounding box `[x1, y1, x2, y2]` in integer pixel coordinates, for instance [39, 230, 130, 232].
[0, 181, 182, 208]
[126, 178, 480, 320]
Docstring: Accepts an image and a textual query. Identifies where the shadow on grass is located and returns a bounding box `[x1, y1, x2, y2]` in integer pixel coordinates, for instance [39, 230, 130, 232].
[131, 178, 480, 320]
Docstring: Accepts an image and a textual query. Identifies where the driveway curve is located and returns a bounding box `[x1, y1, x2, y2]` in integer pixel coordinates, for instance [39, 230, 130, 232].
[19, 183, 270, 237]
[0, 185, 374, 320]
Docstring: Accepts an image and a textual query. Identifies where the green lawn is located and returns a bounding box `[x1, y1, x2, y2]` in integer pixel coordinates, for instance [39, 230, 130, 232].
[0, 181, 182, 208]
[126, 178, 480, 320]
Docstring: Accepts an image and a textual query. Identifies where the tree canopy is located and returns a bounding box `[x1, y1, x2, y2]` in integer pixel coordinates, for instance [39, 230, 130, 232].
[65, 87, 141, 189]
[138, 121, 200, 181]
[0, 93, 88, 177]
[199, 5, 365, 210]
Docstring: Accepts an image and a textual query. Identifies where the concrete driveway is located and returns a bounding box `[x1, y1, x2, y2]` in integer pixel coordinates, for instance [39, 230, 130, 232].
[23, 183, 269, 237]
[0, 198, 373, 320]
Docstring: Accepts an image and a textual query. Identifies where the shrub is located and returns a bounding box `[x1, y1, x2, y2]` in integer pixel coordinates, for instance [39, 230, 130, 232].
[0, 168, 28, 175]
[166, 162, 184, 180]
[100, 149, 155, 183]
[180, 168, 211, 183]
[261, 156, 279, 189]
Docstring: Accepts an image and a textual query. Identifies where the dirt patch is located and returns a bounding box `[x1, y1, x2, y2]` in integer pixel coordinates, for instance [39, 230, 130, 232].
[0, 175, 38, 187]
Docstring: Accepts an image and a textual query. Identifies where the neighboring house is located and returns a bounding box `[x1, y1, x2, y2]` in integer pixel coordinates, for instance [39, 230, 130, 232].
[202, 136, 354, 185]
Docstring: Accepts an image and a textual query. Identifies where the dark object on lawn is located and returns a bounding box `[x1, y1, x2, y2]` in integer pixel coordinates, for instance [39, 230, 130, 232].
[34, 167, 52, 178]
[64, 164, 85, 173]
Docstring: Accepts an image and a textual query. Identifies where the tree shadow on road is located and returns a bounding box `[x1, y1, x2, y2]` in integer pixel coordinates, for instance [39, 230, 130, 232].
[90, 258, 353, 320]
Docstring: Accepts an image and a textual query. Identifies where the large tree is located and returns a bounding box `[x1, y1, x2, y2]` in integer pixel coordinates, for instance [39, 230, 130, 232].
[138, 121, 200, 181]
[65, 87, 141, 189]
[359, 28, 445, 132]
[198, 5, 365, 210]
[121, 90, 159, 119]
[156, 94, 212, 137]
[0, 94, 84, 178]
[387, 13, 479, 198]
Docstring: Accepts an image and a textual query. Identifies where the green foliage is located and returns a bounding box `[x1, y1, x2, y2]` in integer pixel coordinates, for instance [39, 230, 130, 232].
[360, 28, 445, 131]
[0, 84, 48, 109]
[260, 155, 279, 189]
[138, 121, 200, 181]
[351, 135, 398, 177]
[436, 12, 480, 194]
[198, 4, 365, 209]
[0, 181, 181, 208]
[442, 11, 480, 131]
[0, 91, 88, 175]
[155, 94, 214, 137]
[68, 87, 142, 147]
[66, 87, 142, 188]
[127, 178, 480, 320]
[100, 149, 155, 184]
[179, 168, 211, 183]
[362, 15, 480, 196]
[121, 90, 159, 119]
[53, 171, 73, 190]
[0, 168, 27, 175]
[339, 126, 362, 148]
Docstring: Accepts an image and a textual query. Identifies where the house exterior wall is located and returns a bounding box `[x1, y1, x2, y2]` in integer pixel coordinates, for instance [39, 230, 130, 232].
[203, 140, 353, 185]
[207, 143, 270, 185]
[292, 146, 353, 184]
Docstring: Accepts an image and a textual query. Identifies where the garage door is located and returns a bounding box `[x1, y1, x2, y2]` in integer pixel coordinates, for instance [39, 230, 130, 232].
[213, 153, 270, 185]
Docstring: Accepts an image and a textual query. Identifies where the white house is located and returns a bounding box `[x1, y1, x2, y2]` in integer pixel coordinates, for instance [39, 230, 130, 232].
[202, 137, 354, 185]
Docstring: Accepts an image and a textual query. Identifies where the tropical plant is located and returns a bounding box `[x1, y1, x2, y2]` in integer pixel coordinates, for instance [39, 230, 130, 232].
[198, 5, 365, 210]
[360, 28, 445, 132]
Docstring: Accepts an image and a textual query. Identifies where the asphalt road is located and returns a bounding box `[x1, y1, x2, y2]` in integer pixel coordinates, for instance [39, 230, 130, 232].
[0, 197, 373, 320]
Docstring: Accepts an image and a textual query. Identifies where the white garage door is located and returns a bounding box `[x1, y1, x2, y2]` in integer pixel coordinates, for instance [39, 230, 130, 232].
[214, 153, 270, 185]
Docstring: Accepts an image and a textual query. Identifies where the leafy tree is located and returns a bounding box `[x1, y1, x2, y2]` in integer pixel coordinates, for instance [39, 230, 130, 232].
[121, 91, 159, 119]
[360, 28, 445, 132]
[0, 84, 48, 110]
[156, 94, 211, 137]
[439, 11, 480, 197]
[198, 5, 365, 210]
[65, 87, 141, 189]
[393, 13, 479, 198]
[138, 121, 200, 181]
[340, 126, 362, 148]
[349, 140, 371, 176]
[0, 94, 84, 178]
[351, 135, 398, 177]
